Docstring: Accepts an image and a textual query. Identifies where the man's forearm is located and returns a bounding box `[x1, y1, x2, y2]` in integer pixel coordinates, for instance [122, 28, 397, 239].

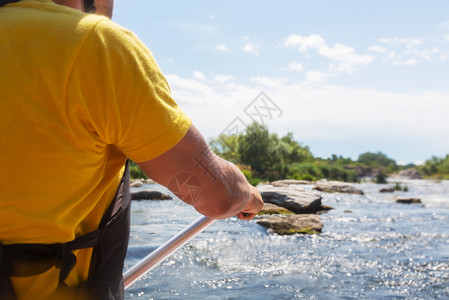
[137, 125, 263, 219]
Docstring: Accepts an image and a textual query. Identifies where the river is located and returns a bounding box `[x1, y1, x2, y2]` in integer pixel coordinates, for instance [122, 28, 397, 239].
[124, 179, 449, 299]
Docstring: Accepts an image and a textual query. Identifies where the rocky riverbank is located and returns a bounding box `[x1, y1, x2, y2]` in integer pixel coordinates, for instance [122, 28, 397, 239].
[130, 179, 368, 235]
[130, 178, 427, 235]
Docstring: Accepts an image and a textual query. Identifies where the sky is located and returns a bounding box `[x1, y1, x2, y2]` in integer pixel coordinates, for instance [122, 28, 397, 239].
[113, 0, 449, 164]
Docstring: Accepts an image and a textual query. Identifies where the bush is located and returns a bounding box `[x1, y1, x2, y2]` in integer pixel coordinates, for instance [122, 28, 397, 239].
[240, 169, 263, 186]
[288, 162, 321, 179]
[358, 151, 398, 173]
[299, 174, 316, 182]
[375, 173, 387, 184]
[129, 161, 148, 179]
[419, 154, 449, 179]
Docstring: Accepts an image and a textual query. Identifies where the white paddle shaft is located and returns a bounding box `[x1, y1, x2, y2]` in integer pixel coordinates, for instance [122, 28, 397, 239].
[123, 216, 216, 290]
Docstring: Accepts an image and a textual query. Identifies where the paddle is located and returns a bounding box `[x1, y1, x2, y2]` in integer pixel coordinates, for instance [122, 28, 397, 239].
[123, 216, 216, 289]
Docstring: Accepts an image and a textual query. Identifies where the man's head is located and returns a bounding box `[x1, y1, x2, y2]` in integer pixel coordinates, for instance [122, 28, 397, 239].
[53, 0, 114, 18]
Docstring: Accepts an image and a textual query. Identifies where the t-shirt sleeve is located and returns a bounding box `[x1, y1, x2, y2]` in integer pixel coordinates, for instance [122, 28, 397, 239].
[66, 18, 191, 162]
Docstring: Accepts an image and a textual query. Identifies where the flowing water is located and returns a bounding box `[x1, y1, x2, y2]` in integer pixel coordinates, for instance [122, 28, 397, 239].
[124, 180, 449, 299]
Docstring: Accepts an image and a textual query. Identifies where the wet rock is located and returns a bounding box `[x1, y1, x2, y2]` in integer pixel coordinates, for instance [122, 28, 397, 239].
[130, 179, 143, 188]
[392, 169, 422, 180]
[257, 214, 323, 235]
[258, 203, 294, 215]
[270, 179, 313, 187]
[313, 180, 364, 195]
[258, 186, 322, 214]
[380, 187, 395, 193]
[344, 165, 384, 178]
[317, 204, 334, 214]
[131, 190, 172, 200]
[396, 197, 422, 204]
[131, 178, 156, 187]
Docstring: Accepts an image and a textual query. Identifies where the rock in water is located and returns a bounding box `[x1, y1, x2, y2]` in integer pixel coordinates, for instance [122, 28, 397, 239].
[131, 190, 172, 200]
[270, 179, 313, 187]
[257, 214, 323, 235]
[393, 169, 422, 179]
[313, 180, 364, 195]
[258, 187, 322, 214]
[396, 197, 422, 204]
[144, 178, 156, 184]
[130, 179, 143, 188]
[258, 203, 294, 215]
[318, 204, 334, 213]
[380, 187, 395, 193]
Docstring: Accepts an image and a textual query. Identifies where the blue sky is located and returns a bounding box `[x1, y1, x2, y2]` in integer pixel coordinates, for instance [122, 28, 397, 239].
[113, 1, 449, 164]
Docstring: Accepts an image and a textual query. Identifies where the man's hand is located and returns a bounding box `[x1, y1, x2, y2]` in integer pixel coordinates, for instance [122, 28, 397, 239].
[236, 185, 264, 220]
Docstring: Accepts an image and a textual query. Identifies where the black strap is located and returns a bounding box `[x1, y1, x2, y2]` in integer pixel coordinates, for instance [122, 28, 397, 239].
[0, 229, 100, 279]
[87, 161, 131, 299]
[0, 0, 19, 7]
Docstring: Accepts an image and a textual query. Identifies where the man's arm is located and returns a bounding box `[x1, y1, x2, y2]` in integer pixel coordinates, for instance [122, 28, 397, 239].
[136, 125, 264, 220]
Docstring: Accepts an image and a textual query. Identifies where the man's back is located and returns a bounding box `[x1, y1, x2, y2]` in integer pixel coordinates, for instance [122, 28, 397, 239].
[0, 0, 118, 245]
[0, 0, 192, 297]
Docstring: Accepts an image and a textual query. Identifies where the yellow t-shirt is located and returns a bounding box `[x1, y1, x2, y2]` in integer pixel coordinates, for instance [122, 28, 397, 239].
[0, 0, 191, 298]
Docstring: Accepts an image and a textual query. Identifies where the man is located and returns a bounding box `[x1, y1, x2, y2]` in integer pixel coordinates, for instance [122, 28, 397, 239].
[0, 0, 264, 299]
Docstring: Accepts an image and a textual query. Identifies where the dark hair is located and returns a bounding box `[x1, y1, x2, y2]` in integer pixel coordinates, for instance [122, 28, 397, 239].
[0, 0, 20, 7]
[84, 0, 95, 13]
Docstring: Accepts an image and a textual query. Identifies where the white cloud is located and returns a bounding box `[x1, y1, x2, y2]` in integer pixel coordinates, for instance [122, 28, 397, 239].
[243, 43, 259, 55]
[190, 72, 236, 84]
[284, 34, 325, 52]
[213, 74, 235, 84]
[405, 48, 439, 61]
[446, 34, 449, 41]
[306, 71, 332, 83]
[439, 54, 447, 61]
[318, 43, 374, 65]
[379, 37, 422, 48]
[193, 71, 206, 81]
[392, 59, 418, 66]
[368, 45, 388, 53]
[284, 34, 374, 74]
[166, 74, 215, 105]
[249, 76, 287, 88]
[437, 21, 449, 29]
[328, 62, 354, 74]
[216, 45, 229, 52]
[288, 61, 303, 71]
[376, 42, 441, 66]
[165, 72, 449, 162]
[380, 46, 441, 66]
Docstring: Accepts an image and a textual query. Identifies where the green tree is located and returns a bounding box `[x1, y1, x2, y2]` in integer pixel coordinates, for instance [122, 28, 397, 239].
[129, 161, 148, 179]
[419, 154, 449, 178]
[209, 134, 240, 163]
[280, 132, 314, 165]
[209, 124, 403, 183]
[357, 151, 398, 173]
[238, 123, 274, 177]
